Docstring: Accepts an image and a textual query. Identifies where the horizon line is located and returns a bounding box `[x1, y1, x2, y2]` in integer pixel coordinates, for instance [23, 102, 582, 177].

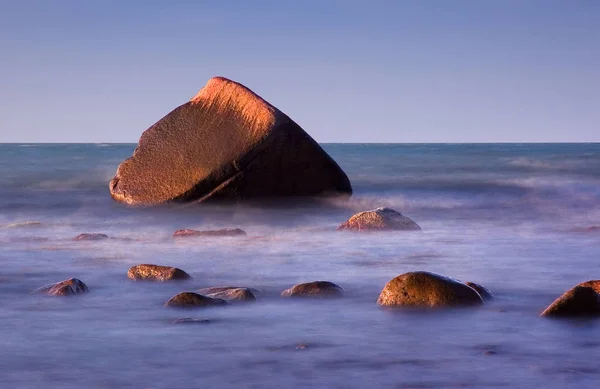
[1, 141, 599, 145]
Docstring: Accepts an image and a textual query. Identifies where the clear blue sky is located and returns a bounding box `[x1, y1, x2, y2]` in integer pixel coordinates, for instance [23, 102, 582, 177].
[1, 0, 599, 143]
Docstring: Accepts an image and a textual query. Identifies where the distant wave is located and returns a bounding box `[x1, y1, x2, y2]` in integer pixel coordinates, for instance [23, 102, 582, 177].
[507, 158, 554, 169]
[506, 157, 589, 171]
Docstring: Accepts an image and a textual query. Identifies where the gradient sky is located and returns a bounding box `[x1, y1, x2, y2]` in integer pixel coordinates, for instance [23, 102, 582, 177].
[1, 0, 599, 143]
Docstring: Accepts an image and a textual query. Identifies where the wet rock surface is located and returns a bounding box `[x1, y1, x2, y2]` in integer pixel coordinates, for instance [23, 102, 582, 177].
[465, 282, 493, 301]
[127, 264, 192, 281]
[541, 281, 600, 317]
[165, 292, 228, 308]
[109, 76, 352, 206]
[173, 228, 247, 238]
[338, 207, 420, 231]
[33, 278, 89, 296]
[281, 281, 344, 298]
[377, 271, 483, 308]
[73, 233, 108, 241]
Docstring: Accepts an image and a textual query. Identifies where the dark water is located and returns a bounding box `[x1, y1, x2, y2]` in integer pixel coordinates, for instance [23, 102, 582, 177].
[1, 143, 599, 388]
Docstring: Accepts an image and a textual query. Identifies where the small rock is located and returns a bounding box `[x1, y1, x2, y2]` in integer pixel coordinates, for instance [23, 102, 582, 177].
[296, 343, 310, 350]
[377, 271, 483, 308]
[465, 281, 493, 301]
[198, 286, 256, 301]
[281, 281, 344, 298]
[33, 278, 89, 296]
[73, 233, 108, 241]
[127, 264, 191, 282]
[541, 283, 600, 317]
[173, 228, 247, 238]
[172, 318, 212, 324]
[165, 292, 228, 308]
[338, 207, 420, 231]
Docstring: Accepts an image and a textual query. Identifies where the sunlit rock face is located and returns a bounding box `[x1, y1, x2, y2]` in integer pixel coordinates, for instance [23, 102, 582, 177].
[127, 264, 191, 282]
[338, 208, 420, 232]
[377, 272, 483, 308]
[110, 76, 352, 205]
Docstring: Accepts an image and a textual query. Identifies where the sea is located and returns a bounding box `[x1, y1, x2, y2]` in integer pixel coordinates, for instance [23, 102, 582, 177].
[1, 143, 599, 389]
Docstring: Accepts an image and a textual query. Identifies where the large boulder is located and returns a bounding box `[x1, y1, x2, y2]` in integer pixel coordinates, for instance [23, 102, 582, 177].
[109, 77, 352, 205]
[541, 280, 600, 317]
[377, 271, 483, 308]
[338, 208, 420, 231]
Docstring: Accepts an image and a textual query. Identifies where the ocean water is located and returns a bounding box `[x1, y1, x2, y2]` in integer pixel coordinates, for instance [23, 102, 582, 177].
[1, 143, 599, 389]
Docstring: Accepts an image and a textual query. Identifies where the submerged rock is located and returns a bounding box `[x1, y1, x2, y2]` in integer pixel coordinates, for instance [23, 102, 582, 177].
[173, 228, 246, 238]
[541, 281, 600, 317]
[109, 76, 352, 206]
[172, 318, 212, 324]
[33, 278, 89, 296]
[165, 292, 227, 308]
[281, 281, 344, 298]
[338, 207, 420, 231]
[377, 271, 483, 308]
[465, 282, 493, 301]
[571, 226, 599, 233]
[198, 286, 256, 302]
[73, 233, 108, 241]
[127, 264, 191, 281]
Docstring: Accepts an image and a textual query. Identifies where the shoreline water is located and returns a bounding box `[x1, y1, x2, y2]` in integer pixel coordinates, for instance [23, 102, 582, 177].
[1, 143, 599, 388]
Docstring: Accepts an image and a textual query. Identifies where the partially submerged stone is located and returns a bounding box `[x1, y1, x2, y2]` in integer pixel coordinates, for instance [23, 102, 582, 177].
[338, 207, 420, 231]
[465, 282, 493, 301]
[377, 271, 483, 308]
[198, 286, 256, 302]
[33, 278, 89, 296]
[73, 233, 108, 241]
[541, 281, 600, 317]
[127, 264, 191, 282]
[173, 228, 246, 238]
[109, 76, 352, 205]
[281, 281, 344, 298]
[165, 292, 227, 308]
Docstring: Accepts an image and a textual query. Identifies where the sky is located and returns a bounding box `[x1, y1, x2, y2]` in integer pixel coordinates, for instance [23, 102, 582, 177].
[0, 0, 599, 143]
